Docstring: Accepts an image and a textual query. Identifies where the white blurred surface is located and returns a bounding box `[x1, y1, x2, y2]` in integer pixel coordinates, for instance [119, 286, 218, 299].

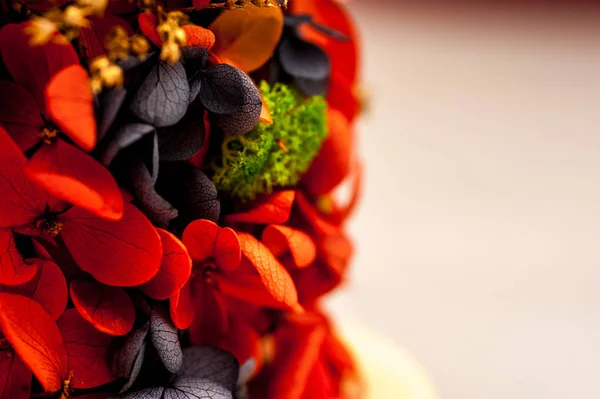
[327, 3, 600, 399]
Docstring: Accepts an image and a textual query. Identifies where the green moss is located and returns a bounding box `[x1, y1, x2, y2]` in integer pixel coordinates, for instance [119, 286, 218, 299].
[211, 82, 328, 201]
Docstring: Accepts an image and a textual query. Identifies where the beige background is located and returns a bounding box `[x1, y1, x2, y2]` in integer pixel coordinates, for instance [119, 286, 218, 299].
[326, 3, 600, 398]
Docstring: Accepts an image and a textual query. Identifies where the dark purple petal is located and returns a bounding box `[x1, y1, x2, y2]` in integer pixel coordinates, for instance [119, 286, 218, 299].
[97, 87, 128, 140]
[117, 378, 232, 399]
[149, 306, 182, 374]
[294, 76, 329, 97]
[99, 123, 155, 166]
[278, 35, 330, 81]
[130, 61, 190, 127]
[178, 346, 238, 391]
[198, 64, 261, 116]
[111, 322, 150, 393]
[157, 106, 206, 161]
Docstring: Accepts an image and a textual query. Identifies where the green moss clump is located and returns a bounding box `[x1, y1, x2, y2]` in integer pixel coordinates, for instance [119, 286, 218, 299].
[211, 82, 328, 201]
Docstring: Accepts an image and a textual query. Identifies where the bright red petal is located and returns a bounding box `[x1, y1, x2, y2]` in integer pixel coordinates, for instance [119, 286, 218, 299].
[318, 231, 353, 277]
[170, 279, 195, 330]
[25, 140, 124, 221]
[0, 127, 50, 227]
[0, 23, 78, 115]
[0, 293, 67, 392]
[327, 75, 359, 122]
[140, 229, 192, 300]
[2, 259, 68, 321]
[0, 81, 43, 151]
[0, 230, 37, 286]
[262, 225, 316, 269]
[303, 109, 353, 197]
[70, 280, 135, 336]
[45, 65, 97, 151]
[182, 220, 241, 271]
[138, 12, 162, 46]
[0, 356, 32, 399]
[236, 233, 301, 312]
[226, 191, 295, 225]
[295, 191, 339, 237]
[57, 308, 115, 388]
[60, 203, 162, 287]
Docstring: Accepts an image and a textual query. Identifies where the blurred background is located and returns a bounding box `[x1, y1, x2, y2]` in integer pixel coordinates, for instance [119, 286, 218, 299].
[326, 2, 600, 398]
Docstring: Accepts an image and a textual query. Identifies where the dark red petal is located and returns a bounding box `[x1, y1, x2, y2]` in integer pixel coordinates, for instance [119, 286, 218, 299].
[262, 225, 316, 269]
[57, 308, 115, 388]
[226, 191, 295, 225]
[60, 203, 162, 287]
[0, 81, 43, 151]
[219, 316, 262, 376]
[182, 220, 241, 271]
[70, 280, 135, 336]
[26, 140, 123, 221]
[79, 14, 133, 63]
[0, 126, 50, 227]
[170, 279, 195, 330]
[2, 259, 68, 321]
[138, 12, 162, 46]
[0, 230, 37, 286]
[0, 356, 32, 399]
[22, 0, 67, 11]
[186, 110, 211, 168]
[140, 229, 192, 300]
[45, 65, 97, 151]
[303, 108, 353, 197]
[235, 233, 302, 312]
[0, 293, 67, 392]
[0, 23, 78, 115]
[188, 284, 228, 346]
[106, 0, 138, 14]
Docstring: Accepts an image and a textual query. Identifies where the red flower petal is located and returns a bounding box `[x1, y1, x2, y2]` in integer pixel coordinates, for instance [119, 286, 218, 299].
[79, 14, 133, 63]
[70, 280, 135, 336]
[0, 80, 43, 151]
[0, 127, 51, 227]
[60, 203, 162, 287]
[318, 232, 353, 277]
[226, 191, 295, 225]
[0, 356, 32, 399]
[328, 161, 362, 225]
[25, 140, 124, 221]
[22, 0, 68, 11]
[192, 0, 211, 7]
[138, 12, 162, 46]
[56, 308, 115, 388]
[236, 233, 301, 312]
[295, 191, 339, 237]
[170, 279, 195, 330]
[140, 229, 192, 300]
[182, 25, 215, 50]
[328, 75, 359, 122]
[0, 293, 67, 392]
[187, 110, 212, 168]
[0, 230, 37, 286]
[2, 259, 68, 321]
[0, 23, 78, 115]
[182, 220, 241, 271]
[262, 225, 316, 269]
[303, 108, 353, 197]
[188, 284, 229, 346]
[45, 64, 97, 151]
[106, 0, 138, 14]
[220, 316, 262, 376]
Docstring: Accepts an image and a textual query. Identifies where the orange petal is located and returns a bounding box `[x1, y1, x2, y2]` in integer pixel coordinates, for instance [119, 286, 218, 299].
[140, 229, 192, 300]
[2, 259, 68, 321]
[57, 309, 115, 388]
[170, 279, 195, 330]
[60, 203, 162, 287]
[0, 22, 78, 115]
[236, 233, 301, 312]
[70, 280, 135, 336]
[208, 3, 284, 73]
[262, 225, 316, 269]
[226, 190, 295, 225]
[0, 230, 37, 286]
[182, 25, 215, 50]
[45, 64, 97, 151]
[0, 293, 67, 392]
[0, 355, 32, 399]
[25, 140, 124, 221]
[0, 126, 51, 227]
[303, 108, 353, 197]
[259, 91, 273, 124]
[182, 219, 241, 271]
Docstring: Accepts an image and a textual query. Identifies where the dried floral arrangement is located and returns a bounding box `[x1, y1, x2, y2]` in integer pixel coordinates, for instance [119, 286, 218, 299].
[0, 0, 361, 398]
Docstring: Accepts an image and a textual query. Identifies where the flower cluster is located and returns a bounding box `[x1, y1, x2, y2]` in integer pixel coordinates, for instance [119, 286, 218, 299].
[0, 0, 361, 398]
